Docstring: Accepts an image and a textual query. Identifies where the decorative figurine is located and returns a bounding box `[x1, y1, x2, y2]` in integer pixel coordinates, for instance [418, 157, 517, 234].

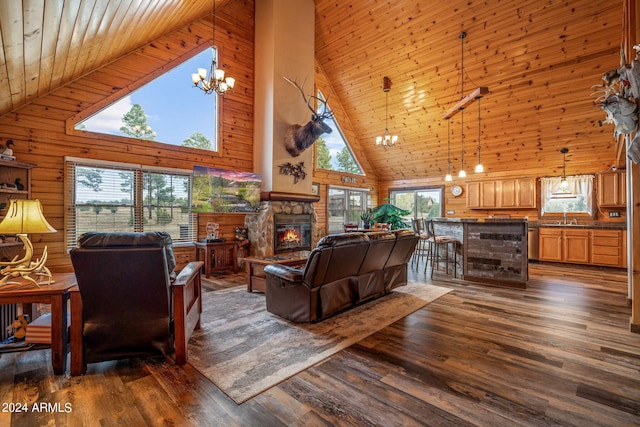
[1, 140, 15, 160]
[235, 227, 248, 241]
[2, 140, 14, 156]
[206, 222, 219, 239]
[14, 178, 24, 191]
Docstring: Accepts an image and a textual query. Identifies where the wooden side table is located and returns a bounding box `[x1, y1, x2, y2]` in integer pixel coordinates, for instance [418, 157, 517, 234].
[0, 272, 76, 375]
[195, 241, 240, 277]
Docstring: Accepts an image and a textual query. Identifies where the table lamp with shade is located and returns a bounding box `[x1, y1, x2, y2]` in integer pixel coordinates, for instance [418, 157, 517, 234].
[0, 199, 57, 286]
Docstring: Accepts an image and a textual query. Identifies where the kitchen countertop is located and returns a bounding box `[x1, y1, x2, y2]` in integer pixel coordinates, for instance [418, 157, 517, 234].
[430, 218, 525, 223]
[528, 221, 626, 230]
[430, 218, 625, 230]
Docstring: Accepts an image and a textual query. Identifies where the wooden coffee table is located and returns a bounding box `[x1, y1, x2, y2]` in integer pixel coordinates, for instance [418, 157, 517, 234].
[243, 254, 308, 293]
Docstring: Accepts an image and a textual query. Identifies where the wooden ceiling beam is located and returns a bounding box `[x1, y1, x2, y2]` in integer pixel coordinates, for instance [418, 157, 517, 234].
[442, 87, 490, 119]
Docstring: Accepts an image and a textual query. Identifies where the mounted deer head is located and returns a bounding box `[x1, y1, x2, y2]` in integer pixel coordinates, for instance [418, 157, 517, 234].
[283, 76, 333, 157]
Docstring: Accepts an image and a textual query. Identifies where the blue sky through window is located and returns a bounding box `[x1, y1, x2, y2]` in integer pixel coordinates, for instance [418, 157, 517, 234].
[77, 49, 217, 148]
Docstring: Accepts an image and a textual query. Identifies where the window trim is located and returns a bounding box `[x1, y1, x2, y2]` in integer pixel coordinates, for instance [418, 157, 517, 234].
[539, 175, 595, 219]
[64, 156, 194, 251]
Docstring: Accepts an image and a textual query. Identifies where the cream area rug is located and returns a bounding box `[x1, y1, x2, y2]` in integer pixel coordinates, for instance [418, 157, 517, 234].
[187, 281, 452, 404]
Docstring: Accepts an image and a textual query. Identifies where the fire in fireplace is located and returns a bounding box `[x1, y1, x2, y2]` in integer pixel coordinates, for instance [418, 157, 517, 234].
[274, 214, 312, 253]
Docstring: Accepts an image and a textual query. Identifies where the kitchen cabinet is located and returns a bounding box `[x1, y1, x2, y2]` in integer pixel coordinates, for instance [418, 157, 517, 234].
[517, 178, 536, 208]
[538, 227, 626, 268]
[539, 227, 591, 264]
[467, 181, 496, 208]
[467, 178, 536, 209]
[564, 229, 591, 264]
[498, 179, 516, 207]
[539, 228, 563, 262]
[591, 229, 625, 267]
[466, 182, 480, 208]
[597, 170, 626, 207]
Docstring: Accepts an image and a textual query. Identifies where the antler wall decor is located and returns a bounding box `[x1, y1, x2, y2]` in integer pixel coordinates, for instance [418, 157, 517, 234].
[282, 77, 333, 157]
[278, 161, 307, 183]
[592, 45, 640, 165]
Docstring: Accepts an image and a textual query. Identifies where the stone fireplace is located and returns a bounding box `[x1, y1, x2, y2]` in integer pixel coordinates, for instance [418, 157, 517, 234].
[245, 200, 317, 258]
[274, 213, 312, 253]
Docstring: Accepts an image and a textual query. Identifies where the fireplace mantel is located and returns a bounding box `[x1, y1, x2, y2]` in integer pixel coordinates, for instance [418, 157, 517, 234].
[261, 191, 319, 203]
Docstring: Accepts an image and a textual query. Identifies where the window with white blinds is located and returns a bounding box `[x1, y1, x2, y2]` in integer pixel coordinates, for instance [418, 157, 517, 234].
[65, 158, 195, 251]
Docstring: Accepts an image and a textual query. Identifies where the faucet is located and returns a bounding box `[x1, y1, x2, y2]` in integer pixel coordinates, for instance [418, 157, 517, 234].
[563, 211, 567, 224]
[571, 218, 578, 225]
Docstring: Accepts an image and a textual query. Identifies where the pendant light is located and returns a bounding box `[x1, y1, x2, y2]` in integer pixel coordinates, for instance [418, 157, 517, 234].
[458, 108, 466, 178]
[560, 147, 569, 189]
[445, 119, 453, 181]
[474, 97, 484, 173]
[442, 31, 489, 181]
[375, 77, 398, 148]
[550, 147, 577, 199]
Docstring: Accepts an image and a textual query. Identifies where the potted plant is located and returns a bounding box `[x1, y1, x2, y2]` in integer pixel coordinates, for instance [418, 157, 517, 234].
[370, 200, 411, 230]
[360, 209, 374, 229]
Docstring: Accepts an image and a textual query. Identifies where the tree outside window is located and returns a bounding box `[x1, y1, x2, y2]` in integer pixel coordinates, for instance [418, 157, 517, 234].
[314, 92, 363, 175]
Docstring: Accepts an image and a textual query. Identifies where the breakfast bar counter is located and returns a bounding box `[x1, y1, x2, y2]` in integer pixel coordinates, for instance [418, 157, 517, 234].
[431, 218, 528, 288]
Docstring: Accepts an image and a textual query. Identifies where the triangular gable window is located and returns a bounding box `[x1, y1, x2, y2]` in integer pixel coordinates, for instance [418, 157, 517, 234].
[75, 49, 218, 151]
[315, 91, 364, 175]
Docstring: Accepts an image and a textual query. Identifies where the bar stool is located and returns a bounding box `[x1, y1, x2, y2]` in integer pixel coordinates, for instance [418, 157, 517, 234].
[411, 218, 430, 269]
[425, 220, 460, 278]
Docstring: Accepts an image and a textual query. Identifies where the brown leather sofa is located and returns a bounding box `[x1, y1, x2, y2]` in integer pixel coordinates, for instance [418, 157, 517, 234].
[264, 229, 418, 322]
[70, 231, 203, 373]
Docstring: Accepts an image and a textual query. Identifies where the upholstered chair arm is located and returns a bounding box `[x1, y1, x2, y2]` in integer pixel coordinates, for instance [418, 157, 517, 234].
[263, 264, 304, 283]
[265, 263, 316, 322]
[172, 260, 204, 364]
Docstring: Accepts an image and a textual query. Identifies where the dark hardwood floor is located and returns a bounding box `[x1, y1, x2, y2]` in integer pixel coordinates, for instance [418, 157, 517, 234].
[1, 261, 639, 426]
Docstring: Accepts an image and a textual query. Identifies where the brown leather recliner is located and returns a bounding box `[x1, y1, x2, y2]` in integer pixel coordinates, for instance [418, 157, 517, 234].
[264, 230, 418, 322]
[383, 229, 420, 291]
[356, 231, 397, 303]
[70, 231, 203, 373]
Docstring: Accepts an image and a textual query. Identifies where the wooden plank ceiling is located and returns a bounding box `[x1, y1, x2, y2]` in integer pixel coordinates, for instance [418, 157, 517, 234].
[314, 0, 625, 182]
[0, 0, 627, 182]
[0, 0, 222, 117]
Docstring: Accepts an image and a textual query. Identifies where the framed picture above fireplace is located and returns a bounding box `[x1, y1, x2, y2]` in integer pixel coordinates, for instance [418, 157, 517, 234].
[192, 166, 262, 213]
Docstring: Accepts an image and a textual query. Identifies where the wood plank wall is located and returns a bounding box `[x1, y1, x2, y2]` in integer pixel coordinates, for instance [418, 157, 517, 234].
[0, 1, 255, 272]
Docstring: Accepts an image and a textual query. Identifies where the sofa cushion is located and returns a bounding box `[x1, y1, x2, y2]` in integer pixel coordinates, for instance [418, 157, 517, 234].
[317, 232, 369, 247]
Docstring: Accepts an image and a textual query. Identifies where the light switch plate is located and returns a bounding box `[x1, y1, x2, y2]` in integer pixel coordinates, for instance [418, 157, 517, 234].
[609, 211, 620, 217]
